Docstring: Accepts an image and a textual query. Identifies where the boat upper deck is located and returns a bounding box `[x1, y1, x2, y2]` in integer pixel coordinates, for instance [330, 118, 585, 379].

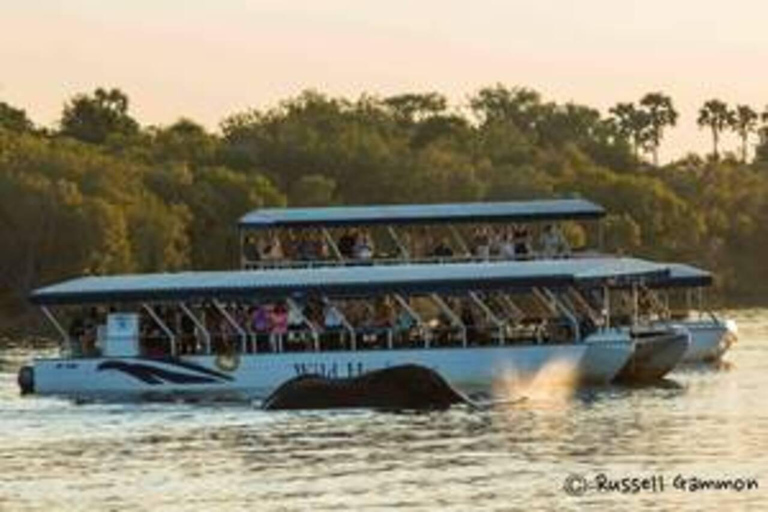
[238, 199, 606, 269]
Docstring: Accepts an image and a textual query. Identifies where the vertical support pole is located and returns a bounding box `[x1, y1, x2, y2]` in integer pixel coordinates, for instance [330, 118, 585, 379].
[697, 287, 703, 318]
[386, 226, 410, 261]
[498, 294, 525, 324]
[469, 291, 505, 345]
[604, 286, 611, 329]
[567, 287, 600, 325]
[540, 288, 581, 342]
[448, 224, 471, 257]
[631, 284, 639, 327]
[597, 219, 605, 254]
[322, 228, 343, 262]
[394, 293, 426, 347]
[142, 303, 177, 356]
[431, 293, 466, 347]
[214, 300, 247, 354]
[239, 228, 247, 269]
[179, 303, 210, 354]
[41, 306, 71, 355]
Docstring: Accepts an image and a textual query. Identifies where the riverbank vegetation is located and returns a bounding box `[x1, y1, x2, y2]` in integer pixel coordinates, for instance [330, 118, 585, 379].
[2, 86, 768, 336]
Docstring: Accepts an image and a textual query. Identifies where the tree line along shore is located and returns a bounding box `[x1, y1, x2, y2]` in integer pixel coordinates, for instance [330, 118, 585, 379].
[2, 85, 768, 338]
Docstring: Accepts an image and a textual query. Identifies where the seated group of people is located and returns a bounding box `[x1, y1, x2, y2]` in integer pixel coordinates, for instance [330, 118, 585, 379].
[243, 229, 378, 264]
[431, 224, 570, 260]
[242, 223, 572, 266]
[65, 291, 593, 358]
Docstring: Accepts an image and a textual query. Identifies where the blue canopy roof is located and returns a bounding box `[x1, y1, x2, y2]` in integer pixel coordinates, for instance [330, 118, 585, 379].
[657, 263, 712, 288]
[239, 199, 605, 229]
[30, 258, 668, 305]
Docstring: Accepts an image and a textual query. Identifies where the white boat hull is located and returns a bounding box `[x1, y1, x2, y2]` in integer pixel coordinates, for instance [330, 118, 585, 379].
[28, 333, 633, 401]
[674, 319, 737, 363]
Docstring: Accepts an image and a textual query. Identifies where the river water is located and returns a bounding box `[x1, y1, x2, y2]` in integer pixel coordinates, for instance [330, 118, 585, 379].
[1, 310, 767, 511]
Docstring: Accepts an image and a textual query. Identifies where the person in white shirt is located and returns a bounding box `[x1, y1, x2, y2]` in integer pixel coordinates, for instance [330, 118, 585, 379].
[499, 231, 517, 260]
[539, 224, 570, 259]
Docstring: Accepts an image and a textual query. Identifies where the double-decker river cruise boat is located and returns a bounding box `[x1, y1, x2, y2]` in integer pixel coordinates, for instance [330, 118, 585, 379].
[237, 199, 736, 363]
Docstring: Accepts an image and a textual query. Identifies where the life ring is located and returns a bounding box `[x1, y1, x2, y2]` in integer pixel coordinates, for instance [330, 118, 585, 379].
[215, 350, 240, 372]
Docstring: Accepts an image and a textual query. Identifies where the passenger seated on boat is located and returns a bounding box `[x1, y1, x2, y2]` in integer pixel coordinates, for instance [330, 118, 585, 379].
[282, 230, 299, 261]
[67, 314, 85, 357]
[179, 311, 197, 355]
[433, 311, 458, 346]
[431, 238, 454, 259]
[472, 227, 491, 261]
[374, 298, 395, 335]
[250, 303, 272, 352]
[269, 302, 289, 352]
[355, 303, 382, 348]
[215, 315, 234, 354]
[353, 232, 374, 260]
[296, 233, 312, 261]
[394, 309, 418, 347]
[513, 225, 533, 260]
[141, 317, 167, 358]
[261, 234, 284, 262]
[410, 227, 431, 259]
[304, 295, 325, 327]
[242, 235, 261, 265]
[82, 307, 101, 357]
[338, 229, 357, 259]
[539, 224, 570, 259]
[284, 302, 312, 351]
[499, 230, 517, 260]
[460, 301, 479, 345]
[322, 301, 345, 349]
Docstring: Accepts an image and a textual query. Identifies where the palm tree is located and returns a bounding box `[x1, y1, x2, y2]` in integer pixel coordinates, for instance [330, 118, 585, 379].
[639, 93, 678, 166]
[609, 102, 651, 161]
[697, 99, 733, 161]
[730, 105, 759, 162]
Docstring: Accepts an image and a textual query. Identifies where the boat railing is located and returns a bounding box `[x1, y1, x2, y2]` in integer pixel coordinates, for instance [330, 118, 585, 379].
[242, 250, 608, 271]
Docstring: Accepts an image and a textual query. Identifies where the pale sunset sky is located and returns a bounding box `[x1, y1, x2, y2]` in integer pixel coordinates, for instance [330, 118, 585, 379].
[2, 0, 767, 161]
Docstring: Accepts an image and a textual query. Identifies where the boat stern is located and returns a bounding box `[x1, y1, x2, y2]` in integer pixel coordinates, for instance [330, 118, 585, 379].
[578, 329, 634, 385]
[615, 326, 690, 383]
[680, 318, 737, 363]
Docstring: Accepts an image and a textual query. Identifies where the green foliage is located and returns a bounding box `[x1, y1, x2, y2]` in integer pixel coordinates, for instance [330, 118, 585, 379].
[60, 87, 139, 144]
[698, 99, 734, 161]
[3, 85, 768, 334]
[732, 105, 759, 163]
[0, 101, 34, 133]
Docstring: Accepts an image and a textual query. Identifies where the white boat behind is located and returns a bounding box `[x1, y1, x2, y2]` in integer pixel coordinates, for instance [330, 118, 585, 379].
[675, 317, 737, 363]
